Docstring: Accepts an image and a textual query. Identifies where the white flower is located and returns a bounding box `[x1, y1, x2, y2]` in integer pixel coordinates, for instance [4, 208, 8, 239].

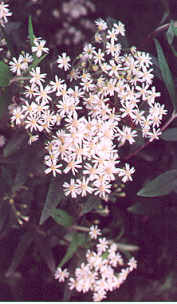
[57, 52, 71, 71]
[55, 267, 69, 282]
[63, 178, 80, 198]
[118, 163, 135, 183]
[9, 55, 26, 76]
[30, 67, 46, 85]
[32, 38, 49, 57]
[89, 225, 101, 239]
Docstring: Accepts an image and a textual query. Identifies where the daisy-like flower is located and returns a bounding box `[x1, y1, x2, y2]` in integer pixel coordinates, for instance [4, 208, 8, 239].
[50, 75, 64, 93]
[24, 84, 37, 99]
[0, 2, 12, 27]
[95, 18, 107, 31]
[118, 163, 135, 183]
[63, 178, 79, 198]
[21, 53, 33, 69]
[9, 55, 26, 76]
[57, 52, 71, 71]
[83, 43, 95, 59]
[11, 106, 24, 125]
[113, 21, 125, 36]
[89, 225, 101, 240]
[97, 237, 109, 254]
[28, 134, 39, 145]
[128, 257, 137, 272]
[118, 126, 137, 145]
[55, 267, 69, 282]
[77, 177, 93, 196]
[32, 38, 49, 57]
[44, 159, 62, 177]
[34, 84, 52, 103]
[30, 67, 46, 85]
[93, 49, 104, 65]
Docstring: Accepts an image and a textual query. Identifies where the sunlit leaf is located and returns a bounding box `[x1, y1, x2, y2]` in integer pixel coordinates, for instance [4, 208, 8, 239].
[137, 169, 177, 197]
[51, 208, 73, 227]
[160, 127, 177, 141]
[154, 38, 177, 110]
[59, 232, 86, 268]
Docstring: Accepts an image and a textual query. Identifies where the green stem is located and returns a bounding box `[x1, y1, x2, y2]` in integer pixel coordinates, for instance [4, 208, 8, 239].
[72, 225, 89, 232]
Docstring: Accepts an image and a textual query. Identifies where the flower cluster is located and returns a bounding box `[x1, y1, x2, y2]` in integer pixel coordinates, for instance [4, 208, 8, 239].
[55, 225, 137, 302]
[10, 18, 167, 200]
[0, 2, 12, 27]
[54, 0, 95, 46]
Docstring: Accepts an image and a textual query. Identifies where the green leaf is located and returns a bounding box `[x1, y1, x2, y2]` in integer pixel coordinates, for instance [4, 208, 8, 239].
[169, 44, 177, 57]
[160, 127, 177, 141]
[137, 169, 177, 197]
[28, 54, 48, 71]
[39, 176, 65, 225]
[154, 39, 177, 110]
[166, 21, 175, 45]
[59, 232, 86, 268]
[0, 61, 13, 87]
[51, 208, 73, 227]
[6, 231, 33, 277]
[28, 16, 35, 47]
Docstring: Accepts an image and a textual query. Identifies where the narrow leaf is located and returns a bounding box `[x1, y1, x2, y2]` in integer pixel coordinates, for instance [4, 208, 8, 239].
[51, 208, 73, 227]
[59, 232, 85, 268]
[28, 54, 48, 71]
[28, 16, 35, 46]
[39, 176, 65, 225]
[0, 61, 13, 87]
[154, 38, 177, 110]
[137, 169, 177, 197]
[166, 21, 175, 45]
[160, 127, 177, 141]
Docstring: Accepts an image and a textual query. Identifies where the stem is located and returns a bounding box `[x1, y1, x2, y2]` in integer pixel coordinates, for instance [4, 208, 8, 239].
[124, 111, 177, 161]
[72, 225, 89, 232]
[9, 76, 31, 85]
